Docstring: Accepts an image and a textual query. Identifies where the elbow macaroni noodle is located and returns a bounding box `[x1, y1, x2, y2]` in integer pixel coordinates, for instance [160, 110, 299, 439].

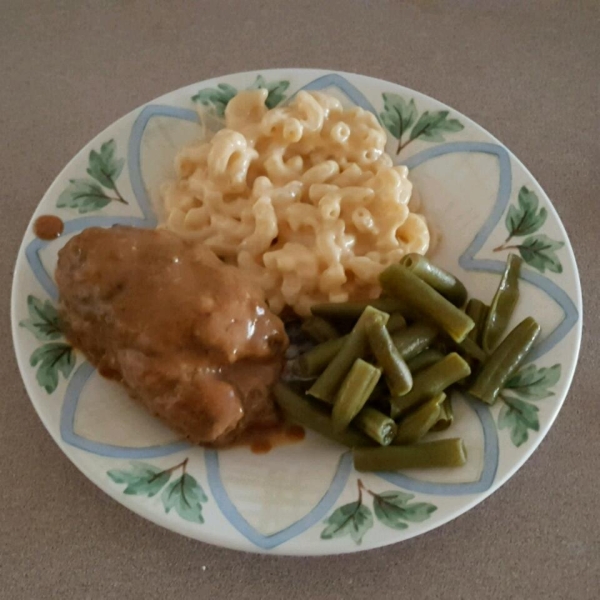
[161, 89, 430, 315]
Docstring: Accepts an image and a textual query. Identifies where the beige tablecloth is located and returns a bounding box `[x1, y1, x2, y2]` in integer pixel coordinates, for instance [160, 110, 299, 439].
[1, 1, 598, 598]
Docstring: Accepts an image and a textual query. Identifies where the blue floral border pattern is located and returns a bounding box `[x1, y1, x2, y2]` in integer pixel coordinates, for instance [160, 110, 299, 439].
[21, 73, 580, 550]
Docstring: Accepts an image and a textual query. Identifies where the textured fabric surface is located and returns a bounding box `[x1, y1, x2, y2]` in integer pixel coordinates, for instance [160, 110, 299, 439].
[1, 1, 598, 598]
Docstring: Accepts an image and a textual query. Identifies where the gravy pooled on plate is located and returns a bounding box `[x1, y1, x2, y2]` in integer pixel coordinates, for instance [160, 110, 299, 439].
[55, 226, 288, 446]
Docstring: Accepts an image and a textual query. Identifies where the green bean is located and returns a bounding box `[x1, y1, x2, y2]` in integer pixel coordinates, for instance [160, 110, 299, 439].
[308, 306, 389, 403]
[458, 336, 487, 362]
[380, 264, 474, 342]
[466, 299, 489, 347]
[301, 316, 339, 343]
[394, 393, 445, 444]
[353, 407, 397, 446]
[273, 382, 372, 447]
[406, 348, 446, 373]
[391, 322, 439, 360]
[353, 438, 467, 471]
[297, 337, 346, 377]
[455, 299, 489, 382]
[430, 396, 454, 431]
[482, 254, 522, 352]
[311, 298, 409, 322]
[469, 316, 540, 405]
[366, 313, 413, 396]
[390, 352, 471, 418]
[332, 359, 382, 432]
[401, 253, 468, 307]
[386, 312, 407, 333]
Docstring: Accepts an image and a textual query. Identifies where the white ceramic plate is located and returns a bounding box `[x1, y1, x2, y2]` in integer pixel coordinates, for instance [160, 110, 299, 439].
[11, 69, 582, 555]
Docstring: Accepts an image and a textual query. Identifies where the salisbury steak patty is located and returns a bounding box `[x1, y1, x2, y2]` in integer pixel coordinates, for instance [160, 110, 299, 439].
[55, 226, 288, 446]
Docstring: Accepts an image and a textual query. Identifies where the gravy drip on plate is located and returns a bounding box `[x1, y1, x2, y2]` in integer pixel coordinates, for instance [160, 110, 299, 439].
[34, 215, 64, 240]
[248, 424, 306, 454]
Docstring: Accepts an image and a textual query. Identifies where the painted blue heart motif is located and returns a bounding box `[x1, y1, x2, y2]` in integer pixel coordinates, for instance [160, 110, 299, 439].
[23, 73, 579, 549]
[401, 141, 578, 361]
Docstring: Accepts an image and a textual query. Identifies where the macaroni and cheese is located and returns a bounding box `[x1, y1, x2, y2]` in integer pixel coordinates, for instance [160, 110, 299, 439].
[161, 89, 430, 315]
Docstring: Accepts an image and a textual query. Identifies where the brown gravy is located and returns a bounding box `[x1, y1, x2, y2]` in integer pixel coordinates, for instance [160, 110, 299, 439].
[34, 215, 64, 240]
[55, 226, 289, 447]
[248, 423, 306, 454]
[251, 440, 273, 454]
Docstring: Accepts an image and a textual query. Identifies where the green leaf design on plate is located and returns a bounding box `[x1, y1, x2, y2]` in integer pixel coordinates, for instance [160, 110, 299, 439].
[372, 491, 437, 530]
[56, 139, 127, 212]
[19, 295, 62, 341]
[321, 481, 437, 545]
[87, 139, 125, 191]
[250, 75, 290, 108]
[321, 500, 374, 545]
[192, 83, 238, 117]
[379, 93, 418, 141]
[379, 94, 464, 154]
[409, 110, 464, 143]
[56, 179, 112, 213]
[494, 187, 564, 274]
[505, 186, 547, 238]
[108, 463, 171, 497]
[161, 473, 208, 524]
[498, 396, 540, 447]
[30, 342, 75, 394]
[504, 363, 561, 400]
[517, 234, 565, 274]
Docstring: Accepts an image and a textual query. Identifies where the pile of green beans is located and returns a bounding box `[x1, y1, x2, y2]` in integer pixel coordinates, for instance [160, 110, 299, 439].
[275, 253, 539, 473]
